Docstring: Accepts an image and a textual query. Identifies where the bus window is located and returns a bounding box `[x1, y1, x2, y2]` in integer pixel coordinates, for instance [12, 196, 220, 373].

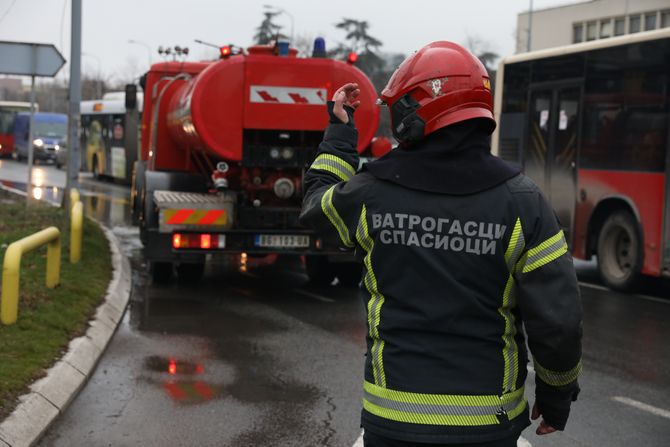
[581, 41, 668, 172]
[526, 91, 552, 190]
[531, 54, 584, 84]
[498, 62, 531, 164]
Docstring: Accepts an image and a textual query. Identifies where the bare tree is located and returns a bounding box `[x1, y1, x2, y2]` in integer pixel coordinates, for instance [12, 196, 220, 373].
[463, 34, 499, 91]
[293, 32, 316, 58]
[330, 18, 384, 78]
[112, 56, 143, 89]
[464, 34, 499, 73]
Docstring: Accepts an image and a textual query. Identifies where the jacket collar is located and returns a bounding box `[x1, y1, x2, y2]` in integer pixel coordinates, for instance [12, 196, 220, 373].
[364, 120, 521, 195]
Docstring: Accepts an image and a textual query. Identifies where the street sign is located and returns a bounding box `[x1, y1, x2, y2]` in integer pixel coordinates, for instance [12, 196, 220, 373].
[0, 41, 65, 77]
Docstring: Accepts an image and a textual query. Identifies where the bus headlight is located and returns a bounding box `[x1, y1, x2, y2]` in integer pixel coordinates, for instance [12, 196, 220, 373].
[33, 138, 44, 148]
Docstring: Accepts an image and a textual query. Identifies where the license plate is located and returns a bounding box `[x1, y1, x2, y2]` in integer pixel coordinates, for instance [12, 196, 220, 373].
[254, 234, 310, 248]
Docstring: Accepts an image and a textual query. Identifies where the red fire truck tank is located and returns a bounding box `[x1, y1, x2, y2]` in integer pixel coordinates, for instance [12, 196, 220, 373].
[133, 43, 384, 284]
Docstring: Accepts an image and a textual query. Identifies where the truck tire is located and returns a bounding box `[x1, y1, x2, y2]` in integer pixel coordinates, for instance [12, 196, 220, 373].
[176, 263, 205, 284]
[306, 256, 336, 285]
[151, 261, 173, 284]
[138, 169, 152, 246]
[131, 161, 146, 226]
[597, 211, 642, 291]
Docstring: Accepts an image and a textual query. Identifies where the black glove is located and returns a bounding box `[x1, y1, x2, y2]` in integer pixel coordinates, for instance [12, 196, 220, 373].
[327, 101, 356, 127]
[535, 379, 580, 430]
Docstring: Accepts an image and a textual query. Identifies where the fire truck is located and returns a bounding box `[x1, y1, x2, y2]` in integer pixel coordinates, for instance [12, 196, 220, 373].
[130, 42, 384, 284]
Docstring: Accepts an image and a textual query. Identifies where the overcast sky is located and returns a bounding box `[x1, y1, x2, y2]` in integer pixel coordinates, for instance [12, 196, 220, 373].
[0, 0, 576, 83]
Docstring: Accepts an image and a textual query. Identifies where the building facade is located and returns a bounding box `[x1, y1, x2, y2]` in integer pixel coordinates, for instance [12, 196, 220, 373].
[516, 0, 670, 53]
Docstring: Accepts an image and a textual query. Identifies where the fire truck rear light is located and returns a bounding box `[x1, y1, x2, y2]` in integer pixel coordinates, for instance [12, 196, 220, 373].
[200, 234, 211, 249]
[173, 233, 182, 249]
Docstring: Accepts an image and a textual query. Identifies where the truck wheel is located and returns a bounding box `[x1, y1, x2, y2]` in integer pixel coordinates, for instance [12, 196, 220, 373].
[597, 211, 642, 291]
[131, 161, 146, 226]
[151, 261, 173, 284]
[176, 263, 205, 285]
[306, 256, 336, 285]
[334, 263, 362, 287]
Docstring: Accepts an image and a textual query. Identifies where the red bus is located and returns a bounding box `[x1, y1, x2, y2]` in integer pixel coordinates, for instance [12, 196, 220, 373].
[493, 28, 670, 291]
[0, 101, 31, 158]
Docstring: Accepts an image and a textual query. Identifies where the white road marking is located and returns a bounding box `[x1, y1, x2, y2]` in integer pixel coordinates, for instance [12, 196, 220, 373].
[578, 281, 670, 305]
[612, 396, 670, 420]
[352, 431, 364, 447]
[351, 431, 532, 447]
[294, 289, 335, 303]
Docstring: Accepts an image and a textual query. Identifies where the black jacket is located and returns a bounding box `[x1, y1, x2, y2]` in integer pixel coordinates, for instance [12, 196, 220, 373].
[300, 105, 583, 444]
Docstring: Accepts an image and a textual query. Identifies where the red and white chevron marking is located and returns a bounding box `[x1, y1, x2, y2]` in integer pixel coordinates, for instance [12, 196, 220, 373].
[249, 86, 327, 105]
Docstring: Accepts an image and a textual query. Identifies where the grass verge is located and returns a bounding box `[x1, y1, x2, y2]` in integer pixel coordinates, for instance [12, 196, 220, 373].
[0, 189, 112, 419]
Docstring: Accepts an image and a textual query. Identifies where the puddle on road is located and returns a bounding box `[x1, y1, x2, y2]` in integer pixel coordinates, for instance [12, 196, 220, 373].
[143, 355, 224, 405]
[144, 355, 206, 375]
[0, 179, 131, 227]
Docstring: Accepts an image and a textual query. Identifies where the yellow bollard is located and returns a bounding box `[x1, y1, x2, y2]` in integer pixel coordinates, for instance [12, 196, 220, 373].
[1, 227, 61, 325]
[70, 201, 83, 263]
[70, 188, 80, 206]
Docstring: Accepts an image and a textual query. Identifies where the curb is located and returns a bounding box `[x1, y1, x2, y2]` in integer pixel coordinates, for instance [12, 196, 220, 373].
[0, 223, 132, 447]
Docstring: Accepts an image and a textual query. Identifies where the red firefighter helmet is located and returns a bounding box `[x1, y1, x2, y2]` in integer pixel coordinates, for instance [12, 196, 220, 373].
[380, 41, 495, 144]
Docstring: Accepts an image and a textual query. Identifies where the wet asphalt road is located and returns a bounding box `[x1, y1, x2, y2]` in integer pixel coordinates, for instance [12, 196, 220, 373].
[1, 160, 669, 447]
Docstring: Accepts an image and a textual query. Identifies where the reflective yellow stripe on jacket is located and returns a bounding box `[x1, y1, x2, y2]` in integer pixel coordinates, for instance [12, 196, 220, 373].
[311, 153, 356, 182]
[519, 231, 568, 273]
[534, 359, 582, 386]
[363, 381, 527, 426]
[320, 185, 354, 248]
[357, 204, 386, 387]
[500, 217, 525, 393]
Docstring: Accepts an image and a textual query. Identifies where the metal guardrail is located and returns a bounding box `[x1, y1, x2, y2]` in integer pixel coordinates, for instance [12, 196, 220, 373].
[0, 189, 85, 325]
[1, 227, 61, 325]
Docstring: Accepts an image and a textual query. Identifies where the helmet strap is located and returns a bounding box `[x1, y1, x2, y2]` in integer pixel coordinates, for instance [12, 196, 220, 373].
[391, 94, 425, 144]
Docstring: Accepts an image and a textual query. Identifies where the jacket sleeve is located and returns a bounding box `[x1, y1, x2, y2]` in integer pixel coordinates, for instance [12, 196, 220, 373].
[513, 187, 583, 430]
[299, 102, 367, 248]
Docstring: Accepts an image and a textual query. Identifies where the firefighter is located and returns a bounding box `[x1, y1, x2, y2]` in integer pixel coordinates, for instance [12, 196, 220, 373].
[300, 41, 582, 446]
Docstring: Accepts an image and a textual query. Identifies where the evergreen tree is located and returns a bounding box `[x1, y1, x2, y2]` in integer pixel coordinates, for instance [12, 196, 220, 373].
[331, 18, 384, 77]
[254, 11, 286, 45]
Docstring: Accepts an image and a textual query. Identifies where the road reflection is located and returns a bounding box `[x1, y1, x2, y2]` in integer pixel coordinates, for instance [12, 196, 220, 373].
[143, 355, 222, 405]
[0, 177, 132, 228]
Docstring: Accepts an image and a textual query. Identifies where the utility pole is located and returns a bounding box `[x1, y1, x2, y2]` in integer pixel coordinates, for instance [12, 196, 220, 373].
[527, 0, 534, 52]
[25, 46, 36, 203]
[65, 0, 81, 213]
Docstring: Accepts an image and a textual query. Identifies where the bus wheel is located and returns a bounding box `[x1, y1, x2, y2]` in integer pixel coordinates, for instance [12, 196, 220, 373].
[150, 261, 173, 284]
[176, 263, 205, 284]
[597, 211, 642, 291]
[306, 256, 336, 286]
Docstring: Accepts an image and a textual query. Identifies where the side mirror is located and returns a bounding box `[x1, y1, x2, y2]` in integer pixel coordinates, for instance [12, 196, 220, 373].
[125, 84, 137, 110]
